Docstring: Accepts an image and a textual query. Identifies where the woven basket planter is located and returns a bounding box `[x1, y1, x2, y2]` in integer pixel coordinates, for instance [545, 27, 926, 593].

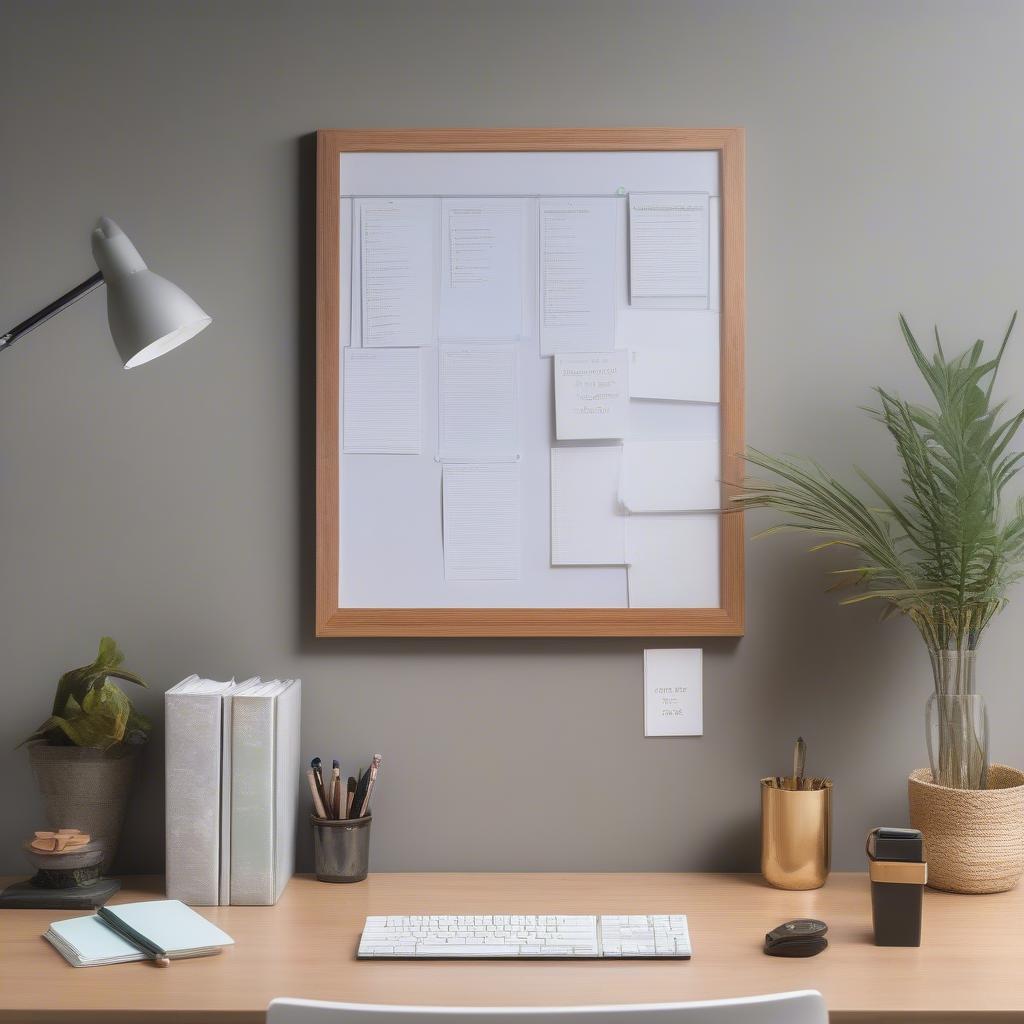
[908, 764, 1024, 894]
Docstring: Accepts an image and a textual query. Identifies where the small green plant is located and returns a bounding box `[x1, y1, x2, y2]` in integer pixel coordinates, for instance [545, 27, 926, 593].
[20, 637, 151, 751]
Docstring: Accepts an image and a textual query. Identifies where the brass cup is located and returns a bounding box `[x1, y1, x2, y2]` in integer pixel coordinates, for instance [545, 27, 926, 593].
[760, 778, 832, 890]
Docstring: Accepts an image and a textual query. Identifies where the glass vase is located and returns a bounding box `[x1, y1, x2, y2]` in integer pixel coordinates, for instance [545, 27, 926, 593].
[926, 649, 989, 790]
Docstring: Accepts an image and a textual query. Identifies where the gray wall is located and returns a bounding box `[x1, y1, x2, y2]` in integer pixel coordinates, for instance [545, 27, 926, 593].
[2, 0, 1023, 875]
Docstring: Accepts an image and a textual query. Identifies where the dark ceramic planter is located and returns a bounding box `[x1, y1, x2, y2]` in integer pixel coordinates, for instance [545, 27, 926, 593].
[27, 742, 140, 873]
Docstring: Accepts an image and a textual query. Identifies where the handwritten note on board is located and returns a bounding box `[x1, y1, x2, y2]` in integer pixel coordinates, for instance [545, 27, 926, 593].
[553, 350, 629, 441]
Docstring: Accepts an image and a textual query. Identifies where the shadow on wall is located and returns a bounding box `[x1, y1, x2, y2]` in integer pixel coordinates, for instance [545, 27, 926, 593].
[296, 132, 318, 653]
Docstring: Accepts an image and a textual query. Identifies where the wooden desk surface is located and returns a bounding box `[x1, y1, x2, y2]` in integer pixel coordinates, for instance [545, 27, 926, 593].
[0, 872, 1020, 1023]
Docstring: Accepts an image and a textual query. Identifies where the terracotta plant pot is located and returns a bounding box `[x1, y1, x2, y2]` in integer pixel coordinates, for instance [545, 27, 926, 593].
[908, 764, 1024, 894]
[28, 742, 140, 874]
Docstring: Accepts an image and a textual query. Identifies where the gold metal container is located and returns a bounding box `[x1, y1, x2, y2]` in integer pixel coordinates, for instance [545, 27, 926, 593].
[760, 778, 832, 890]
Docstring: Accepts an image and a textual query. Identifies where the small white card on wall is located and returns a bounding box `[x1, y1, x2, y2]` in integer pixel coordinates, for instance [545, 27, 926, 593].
[644, 649, 703, 736]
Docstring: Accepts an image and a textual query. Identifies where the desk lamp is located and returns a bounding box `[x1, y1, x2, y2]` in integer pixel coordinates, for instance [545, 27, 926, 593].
[1, 216, 211, 367]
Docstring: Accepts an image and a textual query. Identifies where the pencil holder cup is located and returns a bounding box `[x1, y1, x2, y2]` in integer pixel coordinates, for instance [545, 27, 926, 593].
[760, 779, 832, 890]
[311, 814, 371, 883]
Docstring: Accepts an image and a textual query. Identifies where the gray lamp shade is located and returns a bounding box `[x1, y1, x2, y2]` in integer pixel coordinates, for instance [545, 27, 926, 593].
[91, 217, 211, 368]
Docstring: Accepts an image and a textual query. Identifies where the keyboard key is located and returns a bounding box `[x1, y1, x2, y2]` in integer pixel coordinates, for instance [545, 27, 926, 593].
[417, 945, 520, 956]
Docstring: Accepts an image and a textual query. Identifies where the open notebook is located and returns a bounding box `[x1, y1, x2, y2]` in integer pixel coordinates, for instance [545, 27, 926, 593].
[45, 899, 234, 967]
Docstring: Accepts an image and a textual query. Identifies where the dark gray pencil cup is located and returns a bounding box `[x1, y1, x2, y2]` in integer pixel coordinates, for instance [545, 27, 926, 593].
[311, 813, 371, 883]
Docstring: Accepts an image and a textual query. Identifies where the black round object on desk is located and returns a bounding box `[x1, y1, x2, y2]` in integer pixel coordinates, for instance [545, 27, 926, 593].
[764, 918, 829, 957]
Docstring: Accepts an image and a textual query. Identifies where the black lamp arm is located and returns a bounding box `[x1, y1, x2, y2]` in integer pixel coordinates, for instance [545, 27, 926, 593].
[1, 270, 104, 353]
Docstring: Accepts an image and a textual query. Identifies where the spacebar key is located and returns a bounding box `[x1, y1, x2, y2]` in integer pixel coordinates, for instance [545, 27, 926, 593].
[416, 945, 521, 956]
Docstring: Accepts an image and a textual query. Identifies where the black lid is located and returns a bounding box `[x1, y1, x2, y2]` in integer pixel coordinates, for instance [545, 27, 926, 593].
[866, 826, 925, 862]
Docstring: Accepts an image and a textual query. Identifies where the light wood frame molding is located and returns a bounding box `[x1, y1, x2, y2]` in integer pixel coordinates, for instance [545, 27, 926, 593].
[316, 128, 745, 637]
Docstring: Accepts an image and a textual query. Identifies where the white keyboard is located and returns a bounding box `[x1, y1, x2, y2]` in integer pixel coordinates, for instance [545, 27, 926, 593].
[358, 914, 691, 959]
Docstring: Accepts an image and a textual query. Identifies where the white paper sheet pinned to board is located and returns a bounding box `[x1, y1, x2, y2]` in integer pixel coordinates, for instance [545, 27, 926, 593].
[437, 344, 519, 462]
[619, 439, 720, 512]
[442, 463, 521, 581]
[539, 198, 617, 354]
[359, 198, 436, 347]
[628, 343, 719, 403]
[628, 192, 709, 307]
[550, 446, 626, 566]
[626, 513, 719, 608]
[342, 347, 422, 455]
[554, 350, 629, 441]
[439, 198, 526, 341]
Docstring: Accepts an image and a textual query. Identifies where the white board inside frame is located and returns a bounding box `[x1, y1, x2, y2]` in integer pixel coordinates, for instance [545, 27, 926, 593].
[337, 150, 721, 610]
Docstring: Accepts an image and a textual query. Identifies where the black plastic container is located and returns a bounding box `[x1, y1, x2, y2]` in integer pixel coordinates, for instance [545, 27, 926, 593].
[867, 827, 926, 946]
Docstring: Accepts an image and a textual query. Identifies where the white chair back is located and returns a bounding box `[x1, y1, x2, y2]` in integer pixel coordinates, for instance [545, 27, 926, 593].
[267, 994, 828, 1024]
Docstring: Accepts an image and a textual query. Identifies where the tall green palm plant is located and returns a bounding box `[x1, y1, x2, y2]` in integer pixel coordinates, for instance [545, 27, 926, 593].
[733, 314, 1024, 788]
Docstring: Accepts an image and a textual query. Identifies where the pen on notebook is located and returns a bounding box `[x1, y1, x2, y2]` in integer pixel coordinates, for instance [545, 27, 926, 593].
[306, 767, 327, 818]
[97, 906, 170, 968]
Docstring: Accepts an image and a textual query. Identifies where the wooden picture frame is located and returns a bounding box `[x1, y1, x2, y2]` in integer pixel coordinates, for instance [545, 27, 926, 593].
[316, 128, 745, 637]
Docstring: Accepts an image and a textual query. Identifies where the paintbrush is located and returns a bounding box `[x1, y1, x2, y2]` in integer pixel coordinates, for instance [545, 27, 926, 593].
[793, 736, 807, 790]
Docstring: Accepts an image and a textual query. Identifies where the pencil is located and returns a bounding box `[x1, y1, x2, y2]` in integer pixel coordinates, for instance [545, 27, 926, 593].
[311, 756, 330, 812]
[306, 767, 327, 818]
[331, 760, 342, 819]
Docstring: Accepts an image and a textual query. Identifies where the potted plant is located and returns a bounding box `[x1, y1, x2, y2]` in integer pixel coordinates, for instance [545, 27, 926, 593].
[20, 637, 151, 873]
[733, 315, 1024, 893]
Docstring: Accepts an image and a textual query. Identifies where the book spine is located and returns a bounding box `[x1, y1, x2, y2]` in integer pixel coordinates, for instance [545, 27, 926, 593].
[218, 692, 233, 906]
[272, 681, 302, 903]
[165, 693, 223, 906]
[229, 696, 276, 905]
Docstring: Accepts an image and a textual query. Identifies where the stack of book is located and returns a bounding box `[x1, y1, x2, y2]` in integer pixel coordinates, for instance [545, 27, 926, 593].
[164, 676, 301, 906]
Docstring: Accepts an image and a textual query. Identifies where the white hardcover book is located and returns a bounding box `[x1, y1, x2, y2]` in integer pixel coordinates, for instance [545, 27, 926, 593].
[229, 678, 301, 905]
[164, 676, 235, 906]
[219, 689, 232, 906]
